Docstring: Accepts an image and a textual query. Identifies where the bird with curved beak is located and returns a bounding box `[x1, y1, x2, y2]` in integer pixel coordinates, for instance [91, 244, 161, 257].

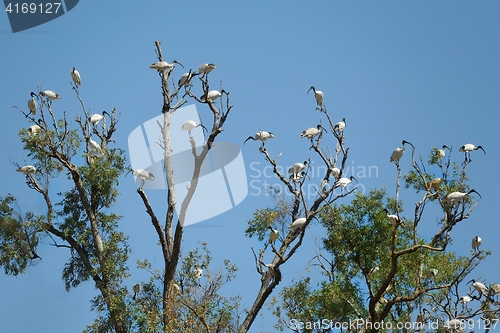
[437, 145, 450, 159]
[442, 189, 481, 203]
[182, 120, 208, 135]
[150, 60, 183, 71]
[390, 140, 414, 164]
[131, 169, 155, 188]
[307, 86, 324, 107]
[333, 118, 346, 135]
[301, 124, 327, 142]
[244, 129, 275, 149]
[467, 279, 489, 299]
[382, 209, 406, 228]
[88, 111, 109, 126]
[459, 143, 485, 162]
[334, 175, 357, 192]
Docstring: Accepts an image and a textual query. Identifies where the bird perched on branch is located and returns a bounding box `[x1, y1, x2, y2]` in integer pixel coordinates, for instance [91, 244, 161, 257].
[71, 67, 81, 85]
[390, 140, 414, 164]
[28, 92, 37, 116]
[131, 169, 155, 188]
[307, 86, 324, 107]
[150, 60, 183, 71]
[197, 63, 216, 75]
[459, 143, 485, 162]
[40, 90, 61, 100]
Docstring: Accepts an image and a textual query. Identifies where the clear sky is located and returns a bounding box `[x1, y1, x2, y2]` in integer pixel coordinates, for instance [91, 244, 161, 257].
[0, 1, 499, 332]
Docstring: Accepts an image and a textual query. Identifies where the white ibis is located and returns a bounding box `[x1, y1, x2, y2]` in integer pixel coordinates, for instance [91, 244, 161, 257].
[289, 217, 307, 229]
[459, 144, 485, 162]
[268, 226, 278, 244]
[330, 167, 341, 179]
[28, 92, 37, 115]
[88, 139, 101, 151]
[198, 63, 216, 75]
[390, 140, 413, 163]
[416, 308, 430, 326]
[443, 189, 481, 203]
[200, 90, 222, 102]
[173, 283, 181, 295]
[71, 67, 81, 85]
[194, 268, 203, 279]
[132, 169, 155, 188]
[132, 283, 140, 300]
[471, 236, 482, 252]
[307, 86, 324, 107]
[437, 145, 450, 159]
[334, 175, 357, 190]
[333, 118, 346, 134]
[244, 130, 275, 147]
[444, 319, 464, 333]
[41, 90, 61, 100]
[28, 124, 41, 135]
[88, 111, 108, 125]
[178, 70, 198, 89]
[426, 269, 438, 279]
[182, 120, 207, 134]
[16, 165, 37, 175]
[383, 209, 406, 228]
[427, 178, 442, 191]
[288, 161, 308, 181]
[459, 295, 472, 304]
[468, 279, 489, 298]
[150, 60, 183, 71]
[301, 124, 326, 140]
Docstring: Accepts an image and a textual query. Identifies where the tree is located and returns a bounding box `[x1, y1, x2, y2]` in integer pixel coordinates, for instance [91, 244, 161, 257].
[2, 41, 241, 333]
[262, 138, 499, 332]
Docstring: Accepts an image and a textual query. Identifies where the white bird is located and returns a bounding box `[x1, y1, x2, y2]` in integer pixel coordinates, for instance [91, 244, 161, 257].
[416, 308, 430, 326]
[198, 63, 216, 75]
[132, 283, 140, 300]
[182, 120, 207, 134]
[442, 189, 481, 203]
[426, 269, 438, 279]
[40, 90, 61, 100]
[471, 236, 482, 252]
[307, 86, 324, 107]
[200, 90, 222, 102]
[16, 165, 37, 175]
[132, 169, 155, 188]
[468, 279, 489, 298]
[333, 118, 346, 134]
[289, 217, 307, 229]
[383, 209, 406, 228]
[437, 145, 450, 159]
[173, 283, 181, 295]
[444, 319, 465, 333]
[28, 124, 41, 135]
[330, 167, 341, 179]
[459, 143, 485, 161]
[301, 124, 326, 140]
[88, 139, 101, 151]
[244, 130, 275, 147]
[390, 140, 413, 163]
[28, 92, 37, 115]
[88, 111, 108, 126]
[71, 67, 81, 85]
[194, 268, 203, 279]
[288, 161, 308, 181]
[334, 175, 357, 190]
[268, 226, 278, 244]
[178, 70, 198, 89]
[150, 60, 183, 71]
[459, 295, 472, 304]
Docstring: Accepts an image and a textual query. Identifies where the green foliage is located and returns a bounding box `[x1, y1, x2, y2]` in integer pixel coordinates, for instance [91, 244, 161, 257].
[0, 195, 44, 275]
[245, 195, 290, 241]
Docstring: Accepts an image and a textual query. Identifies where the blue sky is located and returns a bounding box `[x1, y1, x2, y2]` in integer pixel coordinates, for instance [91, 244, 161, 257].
[0, 1, 499, 332]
